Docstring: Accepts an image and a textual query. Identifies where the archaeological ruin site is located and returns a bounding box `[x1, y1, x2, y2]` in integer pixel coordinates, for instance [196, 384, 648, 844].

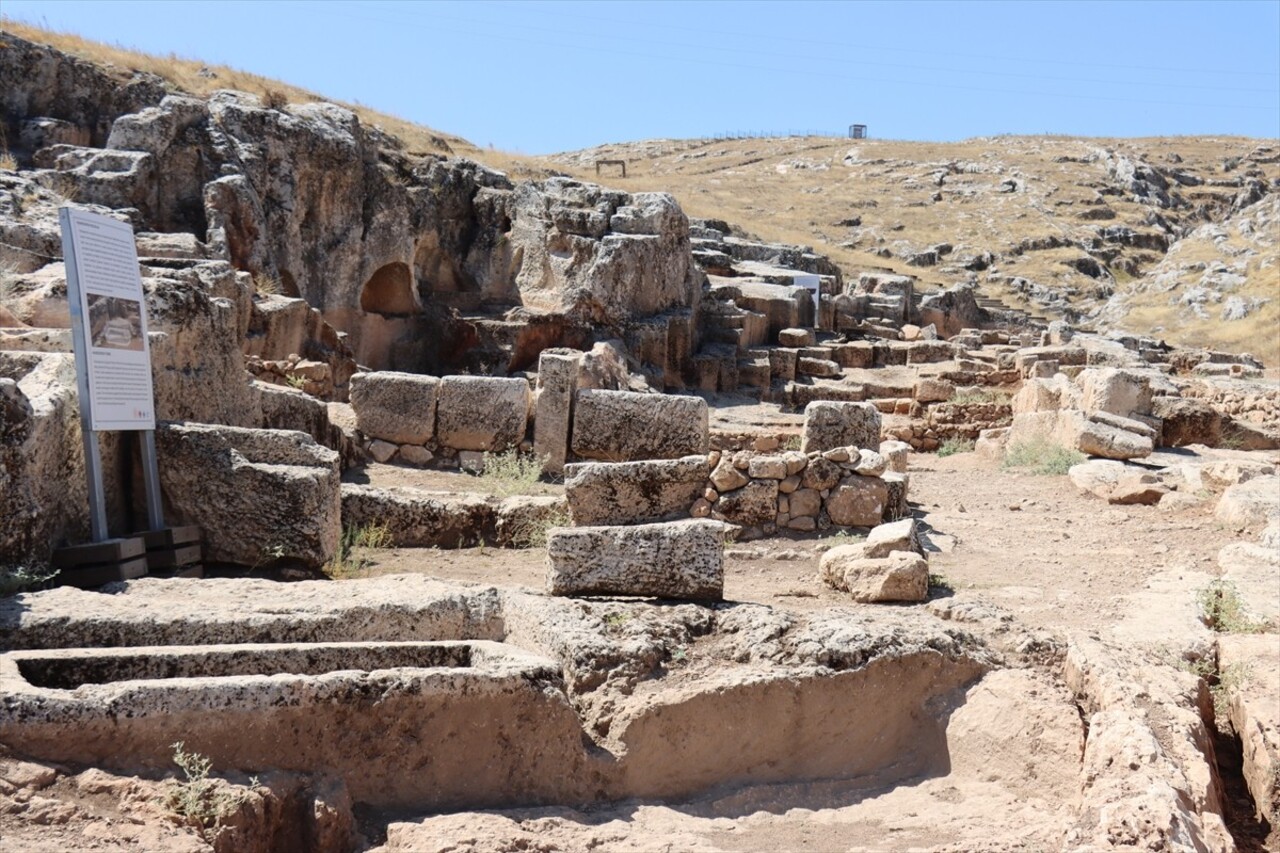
[0, 24, 1278, 853]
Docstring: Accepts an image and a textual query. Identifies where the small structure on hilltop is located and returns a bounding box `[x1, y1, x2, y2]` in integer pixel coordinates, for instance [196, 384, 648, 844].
[849, 124, 868, 139]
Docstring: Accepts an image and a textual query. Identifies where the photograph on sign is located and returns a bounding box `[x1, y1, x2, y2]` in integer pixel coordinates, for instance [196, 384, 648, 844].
[87, 294, 145, 352]
[60, 207, 157, 431]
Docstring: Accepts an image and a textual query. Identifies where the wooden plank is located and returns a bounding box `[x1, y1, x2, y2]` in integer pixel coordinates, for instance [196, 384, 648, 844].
[52, 536, 146, 568]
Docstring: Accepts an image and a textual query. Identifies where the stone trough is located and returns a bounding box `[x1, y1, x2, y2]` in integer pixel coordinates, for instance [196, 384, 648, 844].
[0, 639, 584, 812]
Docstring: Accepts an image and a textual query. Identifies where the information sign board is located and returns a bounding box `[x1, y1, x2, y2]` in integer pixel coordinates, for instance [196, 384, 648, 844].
[59, 208, 156, 431]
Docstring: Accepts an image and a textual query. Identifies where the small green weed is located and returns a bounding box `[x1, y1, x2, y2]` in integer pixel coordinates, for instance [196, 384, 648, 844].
[323, 523, 392, 579]
[826, 529, 866, 545]
[602, 611, 632, 632]
[928, 573, 954, 592]
[951, 389, 1005, 406]
[284, 374, 307, 390]
[164, 742, 244, 837]
[781, 435, 802, 451]
[1001, 435, 1084, 476]
[507, 506, 569, 549]
[476, 448, 546, 497]
[936, 437, 975, 457]
[1198, 580, 1264, 634]
[0, 564, 56, 596]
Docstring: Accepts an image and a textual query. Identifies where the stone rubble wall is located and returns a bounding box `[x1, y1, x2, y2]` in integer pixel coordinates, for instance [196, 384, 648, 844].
[562, 443, 910, 541]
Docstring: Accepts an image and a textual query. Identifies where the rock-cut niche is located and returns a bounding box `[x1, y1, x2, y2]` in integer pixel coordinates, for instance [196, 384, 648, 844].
[359, 262, 417, 316]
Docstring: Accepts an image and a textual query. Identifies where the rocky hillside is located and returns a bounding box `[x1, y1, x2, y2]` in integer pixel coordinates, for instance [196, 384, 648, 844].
[2, 20, 1276, 366]
[545, 136, 1280, 367]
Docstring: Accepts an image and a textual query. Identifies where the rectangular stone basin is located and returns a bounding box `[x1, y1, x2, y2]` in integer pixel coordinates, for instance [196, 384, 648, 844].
[0, 640, 590, 811]
[16, 641, 472, 689]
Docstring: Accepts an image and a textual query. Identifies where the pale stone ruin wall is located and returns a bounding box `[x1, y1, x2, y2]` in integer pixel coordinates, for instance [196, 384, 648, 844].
[346, 363, 709, 471]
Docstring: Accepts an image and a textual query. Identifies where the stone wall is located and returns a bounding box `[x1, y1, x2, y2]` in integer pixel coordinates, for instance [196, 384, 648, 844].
[349, 369, 711, 468]
[562, 444, 910, 540]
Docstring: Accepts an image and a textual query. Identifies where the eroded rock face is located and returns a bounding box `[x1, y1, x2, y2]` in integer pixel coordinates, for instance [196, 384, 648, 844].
[0, 354, 89, 567]
[155, 423, 340, 568]
[546, 519, 726, 599]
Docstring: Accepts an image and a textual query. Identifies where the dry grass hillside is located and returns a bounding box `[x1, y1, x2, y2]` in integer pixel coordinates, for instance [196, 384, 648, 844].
[544, 136, 1280, 366]
[5, 19, 1275, 364]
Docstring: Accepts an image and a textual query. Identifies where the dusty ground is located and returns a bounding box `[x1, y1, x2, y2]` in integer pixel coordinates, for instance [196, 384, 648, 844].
[353, 451, 1237, 638]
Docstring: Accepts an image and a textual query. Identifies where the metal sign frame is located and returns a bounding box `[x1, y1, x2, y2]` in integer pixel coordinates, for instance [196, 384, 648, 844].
[59, 207, 165, 542]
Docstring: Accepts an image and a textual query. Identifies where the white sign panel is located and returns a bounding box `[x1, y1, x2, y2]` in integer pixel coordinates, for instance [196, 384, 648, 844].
[59, 207, 156, 431]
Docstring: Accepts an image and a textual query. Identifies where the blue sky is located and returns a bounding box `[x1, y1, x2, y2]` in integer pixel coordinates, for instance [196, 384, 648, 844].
[5, 0, 1278, 153]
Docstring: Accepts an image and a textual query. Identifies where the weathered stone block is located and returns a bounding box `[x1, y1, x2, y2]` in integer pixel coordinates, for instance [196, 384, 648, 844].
[347, 371, 439, 445]
[914, 378, 954, 403]
[545, 519, 726, 599]
[825, 475, 890, 527]
[1079, 368, 1153, 419]
[436, 376, 530, 452]
[534, 349, 582, 475]
[778, 328, 815, 347]
[820, 549, 928, 602]
[564, 457, 710, 526]
[801, 401, 882, 453]
[156, 423, 340, 568]
[714, 479, 779, 527]
[879, 440, 911, 473]
[571, 389, 708, 461]
[1215, 476, 1280, 528]
[747, 456, 788, 479]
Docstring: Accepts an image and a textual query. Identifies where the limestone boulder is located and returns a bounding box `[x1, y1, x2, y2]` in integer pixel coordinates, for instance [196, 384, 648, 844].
[570, 389, 708, 462]
[1152, 397, 1222, 448]
[801, 401, 882, 453]
[878, 440, 911, 473]
[1108, 473, 1170, 506]
[1069, 459, 1128, 500]
[1215, 475, 1280, 528]
[155, 423, 340, 568]
[1070, 411, 1154, 460]
[820, 550, 928, 602]
[852, 448, 888, 477]
[564, 457, 709, 526]
[545, 519, 726, 599]
[435, 376, 530, 452]
[1078, 368, 1153, 419]
[825, 475, 890, 527]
